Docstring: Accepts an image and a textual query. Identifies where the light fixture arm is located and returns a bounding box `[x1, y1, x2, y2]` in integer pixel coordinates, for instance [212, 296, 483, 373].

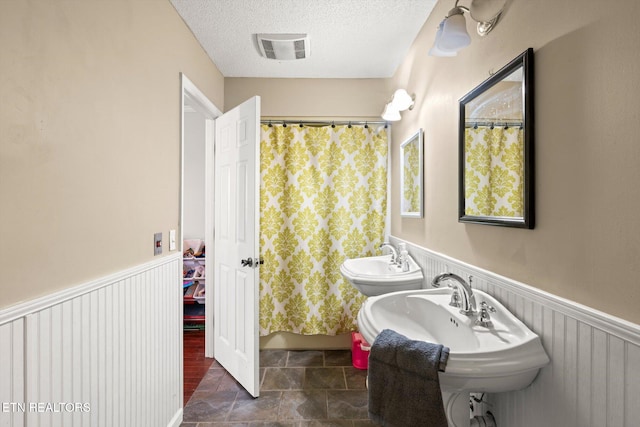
[449, 0, 469, 15]
[445, 6, 466, 19]
[407, 97, 415, 111]
[447, 0, 504, 37]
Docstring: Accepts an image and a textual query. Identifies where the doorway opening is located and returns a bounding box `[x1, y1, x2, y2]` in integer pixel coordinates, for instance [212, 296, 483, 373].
[180, 74, 221, 402]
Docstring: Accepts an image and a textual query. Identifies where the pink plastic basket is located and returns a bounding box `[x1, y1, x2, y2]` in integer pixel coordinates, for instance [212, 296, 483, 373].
[351, 332, 371, 370]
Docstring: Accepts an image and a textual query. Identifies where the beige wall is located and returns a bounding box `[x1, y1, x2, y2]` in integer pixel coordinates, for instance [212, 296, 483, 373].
[390, 0, 640, 324]
[225, 77, 389, 118]
[3, 0, 638, 330]
[0, 0, 224, 308]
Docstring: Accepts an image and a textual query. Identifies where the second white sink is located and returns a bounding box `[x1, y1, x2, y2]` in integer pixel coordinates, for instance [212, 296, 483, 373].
[340, 254, 424, 296]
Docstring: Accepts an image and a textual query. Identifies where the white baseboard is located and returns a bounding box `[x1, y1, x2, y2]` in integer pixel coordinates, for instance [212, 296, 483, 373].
[260, 331, 351, 350]
[167, 408, 183, 427]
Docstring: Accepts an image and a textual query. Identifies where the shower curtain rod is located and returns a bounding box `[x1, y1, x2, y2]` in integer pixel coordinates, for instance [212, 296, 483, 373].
[465, 120, 523, 128]
[261, 119, 389, 127]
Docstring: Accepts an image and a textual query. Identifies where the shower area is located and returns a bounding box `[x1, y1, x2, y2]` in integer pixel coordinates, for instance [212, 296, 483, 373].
[258, 121, 390, 340]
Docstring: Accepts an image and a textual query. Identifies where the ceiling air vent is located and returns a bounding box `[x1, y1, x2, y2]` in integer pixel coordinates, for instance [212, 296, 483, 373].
[256, 34, 309, 60]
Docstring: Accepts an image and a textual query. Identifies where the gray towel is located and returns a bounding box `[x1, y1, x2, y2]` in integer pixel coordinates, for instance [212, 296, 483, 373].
[368, 329, 450, 427]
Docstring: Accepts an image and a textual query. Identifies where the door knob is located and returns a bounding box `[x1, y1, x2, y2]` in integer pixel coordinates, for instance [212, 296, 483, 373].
[240, 257, 264, 268]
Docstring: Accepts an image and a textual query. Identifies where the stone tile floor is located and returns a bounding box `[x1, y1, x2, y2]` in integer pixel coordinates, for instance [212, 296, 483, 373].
[180, 349, 377, 426]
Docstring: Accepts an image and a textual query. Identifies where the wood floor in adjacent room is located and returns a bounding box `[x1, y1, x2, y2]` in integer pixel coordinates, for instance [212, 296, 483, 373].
[184, 329, 214, 404]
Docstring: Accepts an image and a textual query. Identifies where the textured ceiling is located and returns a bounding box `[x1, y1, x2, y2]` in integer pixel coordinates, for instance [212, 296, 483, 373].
[170, 0, 438, 78]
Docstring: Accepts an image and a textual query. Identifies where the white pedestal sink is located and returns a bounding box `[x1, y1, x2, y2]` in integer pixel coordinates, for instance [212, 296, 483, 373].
[358, 288, 550, 426]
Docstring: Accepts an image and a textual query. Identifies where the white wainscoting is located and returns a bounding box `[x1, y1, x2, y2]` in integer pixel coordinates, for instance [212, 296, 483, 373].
[0, 254, 183, 427]
[390, 236, 640, 427]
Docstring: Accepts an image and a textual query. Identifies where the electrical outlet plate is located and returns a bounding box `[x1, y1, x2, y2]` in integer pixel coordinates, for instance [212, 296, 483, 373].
[169, 229, 176, 251]
[154, 232, 162, 256]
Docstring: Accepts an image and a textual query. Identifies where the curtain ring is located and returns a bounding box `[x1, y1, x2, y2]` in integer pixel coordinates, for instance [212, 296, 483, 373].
[348, 121, 352, 129]
[364, 121, 368, 129]
[299, 121, 303, 128]
[331, 121, 335, 128]
[490, 122, 494, 129]
[283, 121, 287, 128]
[473, 122, 478, 129]
[268, 120, 272, 127]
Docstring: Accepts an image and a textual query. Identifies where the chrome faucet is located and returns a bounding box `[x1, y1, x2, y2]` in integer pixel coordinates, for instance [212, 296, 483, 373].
[432, 273, 477, 315]
[379, 242, 398, 264]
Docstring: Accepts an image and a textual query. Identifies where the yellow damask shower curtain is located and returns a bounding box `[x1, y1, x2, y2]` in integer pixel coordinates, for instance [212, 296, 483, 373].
[259, 123, 388, 335]
[464, 125, 524, 217]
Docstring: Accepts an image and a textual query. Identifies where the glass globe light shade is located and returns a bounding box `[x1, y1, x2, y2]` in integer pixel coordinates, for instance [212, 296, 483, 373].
[391, 89, 414, 111]
[439, 12, 471, 52]
[381, 103, 401, 121]
[429, 20, 458, 57]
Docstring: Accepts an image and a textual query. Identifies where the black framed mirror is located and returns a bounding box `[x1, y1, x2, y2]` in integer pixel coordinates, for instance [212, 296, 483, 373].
[459, 48, 534, 228]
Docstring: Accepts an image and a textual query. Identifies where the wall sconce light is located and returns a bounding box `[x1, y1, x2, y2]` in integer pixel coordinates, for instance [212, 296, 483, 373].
[381, 89, 415, 121]
[429, 0, 506, 57]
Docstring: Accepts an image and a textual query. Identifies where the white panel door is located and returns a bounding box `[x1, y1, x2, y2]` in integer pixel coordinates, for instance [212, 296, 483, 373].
[214, 96, 261, 397]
